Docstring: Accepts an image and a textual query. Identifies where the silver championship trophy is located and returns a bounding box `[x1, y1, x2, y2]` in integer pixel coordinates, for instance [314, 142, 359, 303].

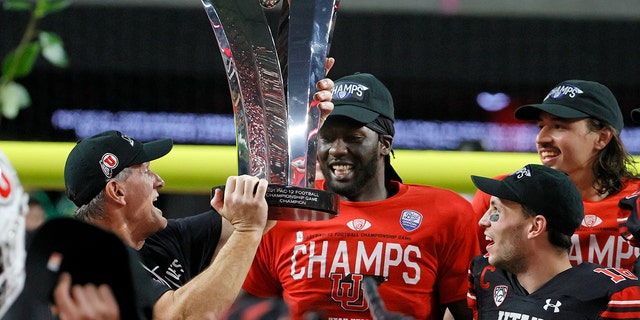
[202, 0, 340, 220]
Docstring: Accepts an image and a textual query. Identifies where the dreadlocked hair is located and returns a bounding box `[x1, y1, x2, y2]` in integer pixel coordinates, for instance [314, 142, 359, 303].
[366, 116, 402, 184]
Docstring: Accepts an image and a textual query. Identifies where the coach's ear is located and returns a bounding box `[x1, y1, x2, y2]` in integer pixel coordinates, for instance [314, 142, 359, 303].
[527, 215, 547, 239]
[105, 180, 127, 205]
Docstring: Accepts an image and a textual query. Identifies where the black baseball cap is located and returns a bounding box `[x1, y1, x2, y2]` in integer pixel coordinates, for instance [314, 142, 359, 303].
[330, 73, 394, 123]
[25, 218, 155, 319]
[631, 108, 640, 123]
[471, 164, 584, 236]
[64, 130, 173, 207]
[515, 80, 623, 131]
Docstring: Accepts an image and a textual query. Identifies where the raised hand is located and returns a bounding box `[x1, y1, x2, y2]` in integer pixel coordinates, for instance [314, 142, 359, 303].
[211, 175, 269, 233]
[52, 272, 120, 320]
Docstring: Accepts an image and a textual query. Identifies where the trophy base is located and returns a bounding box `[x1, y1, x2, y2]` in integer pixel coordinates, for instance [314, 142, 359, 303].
[211, 184, 339, 221]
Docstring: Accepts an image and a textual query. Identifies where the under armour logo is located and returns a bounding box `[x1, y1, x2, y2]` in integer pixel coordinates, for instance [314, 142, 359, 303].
[543, 299, 562, 313]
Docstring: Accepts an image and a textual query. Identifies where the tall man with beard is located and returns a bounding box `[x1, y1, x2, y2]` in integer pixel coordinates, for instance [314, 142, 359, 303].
[241, 72, 480, 319]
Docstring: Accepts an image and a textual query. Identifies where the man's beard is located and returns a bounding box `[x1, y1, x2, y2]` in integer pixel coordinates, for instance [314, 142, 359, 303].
[491, 231, 528, 274]
[323, 155, 379, 200]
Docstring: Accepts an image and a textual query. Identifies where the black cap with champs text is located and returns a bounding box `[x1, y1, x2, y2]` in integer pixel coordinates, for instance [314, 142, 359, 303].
[328, 72, 402, 183]
[64, 130, 173, 207]
[470, 164, 584, 236]
[514, 80, 624, 132]
[329, 72, 394, 123]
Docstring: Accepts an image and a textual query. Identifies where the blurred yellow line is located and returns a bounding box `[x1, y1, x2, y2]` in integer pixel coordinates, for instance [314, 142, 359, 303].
[2, 141, 540, 195]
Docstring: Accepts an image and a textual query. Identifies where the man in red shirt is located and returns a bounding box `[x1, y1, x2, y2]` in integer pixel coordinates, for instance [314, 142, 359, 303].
[242, 73, 479, 319]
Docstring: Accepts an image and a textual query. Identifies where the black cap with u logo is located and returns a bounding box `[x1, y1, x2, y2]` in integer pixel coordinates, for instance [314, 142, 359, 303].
[64, 130, 173, 207]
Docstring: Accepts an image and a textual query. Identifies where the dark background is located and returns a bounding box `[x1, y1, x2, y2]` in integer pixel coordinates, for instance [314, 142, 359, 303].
[2, 3, 640, 142]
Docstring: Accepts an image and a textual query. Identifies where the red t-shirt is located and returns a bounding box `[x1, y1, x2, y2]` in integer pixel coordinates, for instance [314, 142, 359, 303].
[243, 181, 480, 320]
[471, 175, 640, 270]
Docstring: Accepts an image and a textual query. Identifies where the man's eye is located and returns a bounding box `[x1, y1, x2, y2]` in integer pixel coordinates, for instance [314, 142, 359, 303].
[489, 214, 499, 222]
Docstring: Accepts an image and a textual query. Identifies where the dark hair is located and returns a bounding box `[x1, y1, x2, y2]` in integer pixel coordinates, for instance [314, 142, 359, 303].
[522, 205, 573, 251]
[548, 229, 573, 251]
[588, 119, 638, 196]
[368, 116, 402, 184]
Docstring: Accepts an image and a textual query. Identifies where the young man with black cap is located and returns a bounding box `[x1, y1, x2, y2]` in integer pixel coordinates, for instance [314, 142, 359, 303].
[471, 80, 640, 271]
[242, 73, 480, 319]
[468, 164, 640, 319]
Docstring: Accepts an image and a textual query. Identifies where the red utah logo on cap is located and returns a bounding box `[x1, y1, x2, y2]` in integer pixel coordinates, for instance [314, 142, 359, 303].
[100, 153, 119, 178]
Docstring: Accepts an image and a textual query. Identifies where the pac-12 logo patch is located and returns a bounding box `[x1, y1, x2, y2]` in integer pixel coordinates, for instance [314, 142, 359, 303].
[493, 285, 508, 307]
[400, 210, 422, 232]
[347, 219, 372, 231]
[582, 214, 603, 227]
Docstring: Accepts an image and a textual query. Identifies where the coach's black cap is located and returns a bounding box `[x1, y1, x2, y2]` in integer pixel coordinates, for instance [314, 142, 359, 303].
[64, 130, 173, 207]
[330, 73, 394, 123]
[25, 218, 155, 319]
[515, 80, 623, 131]
[471, 164, 584, 236]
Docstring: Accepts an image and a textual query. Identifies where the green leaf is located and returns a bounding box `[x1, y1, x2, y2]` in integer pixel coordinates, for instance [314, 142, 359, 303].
[3, 0, 33, 11]
[39, 31, 69, 67]
[44, 0, 70, 14]
[34, 0, 48, 18]
[34, 0, 71, 17]
[0, 82, 31, 119]
[1, 42, 42, 79]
